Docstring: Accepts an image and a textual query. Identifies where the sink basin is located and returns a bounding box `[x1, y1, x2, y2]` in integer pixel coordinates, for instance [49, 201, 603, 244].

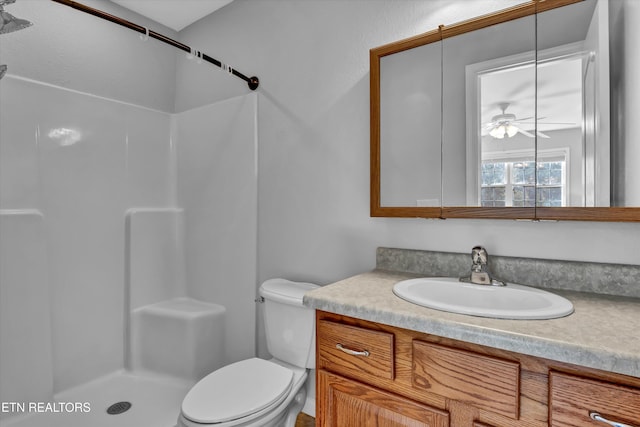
[393, 277, 574, 320]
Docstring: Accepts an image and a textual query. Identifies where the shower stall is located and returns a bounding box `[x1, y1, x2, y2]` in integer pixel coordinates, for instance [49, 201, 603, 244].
[0, 1, 258, 426]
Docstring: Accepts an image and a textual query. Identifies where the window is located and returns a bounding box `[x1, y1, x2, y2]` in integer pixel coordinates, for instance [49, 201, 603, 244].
[481, 151, 567, 207]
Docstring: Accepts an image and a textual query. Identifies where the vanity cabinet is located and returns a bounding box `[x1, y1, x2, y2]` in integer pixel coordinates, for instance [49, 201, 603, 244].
[315, 311, 640, 427]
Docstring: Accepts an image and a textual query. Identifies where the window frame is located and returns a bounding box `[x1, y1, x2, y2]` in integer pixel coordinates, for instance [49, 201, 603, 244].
[480, 148, 569, 207]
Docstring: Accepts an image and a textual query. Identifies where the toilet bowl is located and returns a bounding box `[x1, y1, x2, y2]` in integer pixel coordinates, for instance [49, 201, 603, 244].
[177, 279, 319, 427]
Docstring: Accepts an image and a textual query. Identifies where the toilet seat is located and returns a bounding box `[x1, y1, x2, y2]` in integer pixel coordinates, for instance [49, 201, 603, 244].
[181, 358, 294, 424]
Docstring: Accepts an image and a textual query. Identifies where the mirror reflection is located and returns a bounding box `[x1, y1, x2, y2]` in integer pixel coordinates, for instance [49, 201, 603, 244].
[536, 0, 608, 207]
[373, 0, 640, 220]
[441, 13, 536, 208]
[379, 41, 442, 207]
[446, 0, 605, 208]
[477, 55, 583, 208]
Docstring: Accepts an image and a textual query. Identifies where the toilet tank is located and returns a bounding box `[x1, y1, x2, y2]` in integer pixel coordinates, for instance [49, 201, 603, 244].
[259, 279, 319, 369]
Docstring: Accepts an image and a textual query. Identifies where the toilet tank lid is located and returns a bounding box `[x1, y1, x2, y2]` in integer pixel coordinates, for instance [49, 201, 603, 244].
[259, 279, 319, 305]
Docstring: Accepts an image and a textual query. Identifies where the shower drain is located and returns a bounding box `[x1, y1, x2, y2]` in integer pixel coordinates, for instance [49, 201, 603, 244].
[106, 401, 132, 415]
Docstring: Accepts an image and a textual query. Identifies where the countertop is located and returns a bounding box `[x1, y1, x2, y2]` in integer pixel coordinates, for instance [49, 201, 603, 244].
[303, 270, 640, 378]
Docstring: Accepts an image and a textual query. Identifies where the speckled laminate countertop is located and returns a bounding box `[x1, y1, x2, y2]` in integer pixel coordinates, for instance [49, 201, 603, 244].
[303, 270, 640, 378]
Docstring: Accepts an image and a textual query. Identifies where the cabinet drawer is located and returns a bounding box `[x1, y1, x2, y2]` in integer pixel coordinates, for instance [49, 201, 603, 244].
[317, 319, 394, 380]
[549, 371, 640, 427]
[412, 340, 520, 419]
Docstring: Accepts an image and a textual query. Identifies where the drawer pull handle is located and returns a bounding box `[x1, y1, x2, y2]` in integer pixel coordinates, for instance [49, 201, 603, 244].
[590, 412, 635, 427]
[336, 343, 370, 357]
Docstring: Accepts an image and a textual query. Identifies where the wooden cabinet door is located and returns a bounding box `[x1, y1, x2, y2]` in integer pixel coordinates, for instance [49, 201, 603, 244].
[318, 370, 449, 427]
[412, 340, 520, 419]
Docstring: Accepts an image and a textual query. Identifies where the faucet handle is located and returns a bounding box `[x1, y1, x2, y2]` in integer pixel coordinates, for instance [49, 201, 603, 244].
[466, 246, 507, 286]
[470, 246, 490, 284]
[471, 246, 488, 270]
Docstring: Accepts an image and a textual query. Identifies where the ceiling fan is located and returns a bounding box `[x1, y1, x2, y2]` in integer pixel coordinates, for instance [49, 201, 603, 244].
[483, 102, 550, 139]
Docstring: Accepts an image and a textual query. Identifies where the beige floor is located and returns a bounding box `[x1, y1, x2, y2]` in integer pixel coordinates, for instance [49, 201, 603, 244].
[296, 412, 316, 427]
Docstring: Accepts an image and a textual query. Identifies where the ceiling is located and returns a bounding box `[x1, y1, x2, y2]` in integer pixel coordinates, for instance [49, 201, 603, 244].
[480, 57, 583, 134]
[109, 0, 234, 32]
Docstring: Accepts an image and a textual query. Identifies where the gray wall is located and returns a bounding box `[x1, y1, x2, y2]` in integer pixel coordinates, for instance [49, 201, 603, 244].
[175, 0, 640, 292]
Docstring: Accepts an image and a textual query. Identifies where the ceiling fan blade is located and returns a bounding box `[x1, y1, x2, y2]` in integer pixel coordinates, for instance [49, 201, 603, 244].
[514, 117, 550, 124]
[517, 128, 536, 138]
[537, 131, 551, 139]
[538, 122, 577, 125]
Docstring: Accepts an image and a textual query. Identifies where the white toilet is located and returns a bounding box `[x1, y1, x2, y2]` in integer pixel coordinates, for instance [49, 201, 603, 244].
[177, 279, 319, 427]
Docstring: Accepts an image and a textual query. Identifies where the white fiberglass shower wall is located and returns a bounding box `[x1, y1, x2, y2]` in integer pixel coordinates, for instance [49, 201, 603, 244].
[0, 76, 258, 422]
[0, 76, 177, 402]
[0, 1, 257, 423]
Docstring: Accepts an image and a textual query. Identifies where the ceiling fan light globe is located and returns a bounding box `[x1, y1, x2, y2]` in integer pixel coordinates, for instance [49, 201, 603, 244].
[490, 125, 506, 139]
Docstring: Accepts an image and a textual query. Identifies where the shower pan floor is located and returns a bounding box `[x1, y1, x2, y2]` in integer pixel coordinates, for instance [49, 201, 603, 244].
[4, 371, 194, 427]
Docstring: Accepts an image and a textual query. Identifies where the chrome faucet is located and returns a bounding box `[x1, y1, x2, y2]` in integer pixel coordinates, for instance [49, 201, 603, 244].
[460, 246, 506, 286]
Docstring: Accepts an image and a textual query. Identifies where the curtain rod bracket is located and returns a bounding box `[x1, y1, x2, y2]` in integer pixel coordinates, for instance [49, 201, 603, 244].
[248, 77, 259, 91]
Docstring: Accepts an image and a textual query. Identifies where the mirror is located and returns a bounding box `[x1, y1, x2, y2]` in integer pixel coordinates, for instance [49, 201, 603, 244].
[379, 41, 442, 209]
[372, 29, 443, 218]
[442, 11, 536, 218]
[371, 0, 640, 221]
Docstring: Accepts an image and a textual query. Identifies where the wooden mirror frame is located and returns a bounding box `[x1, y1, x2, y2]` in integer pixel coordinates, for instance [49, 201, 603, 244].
[370, 0, 640, 222]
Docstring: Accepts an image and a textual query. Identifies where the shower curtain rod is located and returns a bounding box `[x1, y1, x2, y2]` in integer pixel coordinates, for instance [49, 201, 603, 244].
[50, 0, 259, 90]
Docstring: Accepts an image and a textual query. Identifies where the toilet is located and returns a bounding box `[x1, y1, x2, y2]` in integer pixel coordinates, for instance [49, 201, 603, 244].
[177, 279, 319, 427]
